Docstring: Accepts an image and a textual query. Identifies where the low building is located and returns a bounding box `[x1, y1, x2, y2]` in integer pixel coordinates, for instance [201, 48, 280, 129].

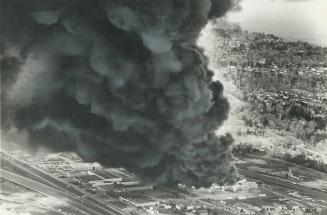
[96, 182, 153, 195]
[66, 169, 88, 177]
[96, 184, 115, 195]
[262, 205, 276, 214]
[75, 171, 123, 186]
[114, 183, 153, 192]
[236, 203, 261, 215]
[119, 195, 159, 208]
[76, 173, 102, 184]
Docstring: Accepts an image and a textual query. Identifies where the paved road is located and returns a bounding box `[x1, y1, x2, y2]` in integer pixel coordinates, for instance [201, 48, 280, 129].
[1, 150, 130, 215]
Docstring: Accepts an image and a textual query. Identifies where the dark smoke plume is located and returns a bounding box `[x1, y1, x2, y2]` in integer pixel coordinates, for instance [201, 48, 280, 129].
[1, 0, 238, 187]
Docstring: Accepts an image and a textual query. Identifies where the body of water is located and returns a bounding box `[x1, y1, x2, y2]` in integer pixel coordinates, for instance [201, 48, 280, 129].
[227, 0, 327, 47]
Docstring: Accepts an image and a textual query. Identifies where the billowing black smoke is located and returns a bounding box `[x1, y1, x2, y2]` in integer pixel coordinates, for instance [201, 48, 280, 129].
[1, 0, 238, 187]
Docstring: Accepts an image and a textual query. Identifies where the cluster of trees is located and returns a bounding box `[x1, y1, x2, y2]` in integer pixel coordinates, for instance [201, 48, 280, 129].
[240, 101, 326, 144]
[232, 143, 266, 155]
[288, 105, 327, 130]
[284, 153, 327, 174]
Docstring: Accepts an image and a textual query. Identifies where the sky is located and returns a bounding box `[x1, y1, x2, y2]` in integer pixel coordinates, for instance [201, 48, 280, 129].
[226, 0, 327, 46]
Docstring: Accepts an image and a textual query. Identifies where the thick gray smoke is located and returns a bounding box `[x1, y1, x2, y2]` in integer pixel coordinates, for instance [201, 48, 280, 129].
[1, 0, 238, 187]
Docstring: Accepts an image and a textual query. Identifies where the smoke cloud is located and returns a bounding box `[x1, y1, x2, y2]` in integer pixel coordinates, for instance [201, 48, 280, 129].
[1, 0, 238, 187]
